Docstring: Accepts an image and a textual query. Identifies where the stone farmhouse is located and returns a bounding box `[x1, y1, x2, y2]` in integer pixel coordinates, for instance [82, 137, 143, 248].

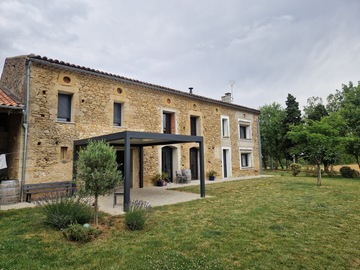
[0, 54, 261, 201]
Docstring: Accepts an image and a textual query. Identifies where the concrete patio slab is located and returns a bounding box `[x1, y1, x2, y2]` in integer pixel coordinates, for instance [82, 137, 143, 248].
[1, 175, 271, 214]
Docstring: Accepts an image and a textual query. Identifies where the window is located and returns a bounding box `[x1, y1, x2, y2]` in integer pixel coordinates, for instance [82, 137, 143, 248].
[60, 146, 68, 160]
[190, 116, 199, 136]
[163, 112, 175, 134]
[239, 120, 251, 140]
[221, 116, 230, 138]
[57, 93, 72, 122]
[113, 103, 122, 126]
[240, 149, 253, 168]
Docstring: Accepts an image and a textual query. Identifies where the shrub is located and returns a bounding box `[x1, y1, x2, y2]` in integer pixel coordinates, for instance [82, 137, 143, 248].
[36, 195, 93, 229]
[340, 166, 360, 178]
[125, 200, 152, 231]
[63, 223, 101, 243]
[290, 163, 302, 176]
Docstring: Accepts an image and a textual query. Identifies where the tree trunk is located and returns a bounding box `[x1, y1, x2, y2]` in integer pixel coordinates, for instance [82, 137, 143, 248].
[278, 158, 284, 169]
[323, 160, 330, 173]
[94, 194, 99, 226]
[317, 164, 322, 186]
[262, 158, 268, 170]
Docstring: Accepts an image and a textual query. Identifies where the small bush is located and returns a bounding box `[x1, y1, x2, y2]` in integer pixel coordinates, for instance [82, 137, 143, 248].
[290, 163, 302, 176]
[63, 223, 101, 243]
[125, 200, 152, 231]
[36, 195, 93, 229]
[340, 166, 360, 178]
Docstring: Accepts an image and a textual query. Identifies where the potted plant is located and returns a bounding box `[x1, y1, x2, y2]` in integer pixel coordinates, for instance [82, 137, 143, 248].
[153, 172, 169, 186]
[207, 170, 217, 181]
[161, 172, 170, 184]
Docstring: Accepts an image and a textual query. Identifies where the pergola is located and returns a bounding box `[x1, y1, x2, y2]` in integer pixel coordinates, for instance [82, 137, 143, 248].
[73, 131, 205, 211]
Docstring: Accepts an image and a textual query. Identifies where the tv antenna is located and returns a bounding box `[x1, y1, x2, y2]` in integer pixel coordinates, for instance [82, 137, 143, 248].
[229, 80, 235, 102]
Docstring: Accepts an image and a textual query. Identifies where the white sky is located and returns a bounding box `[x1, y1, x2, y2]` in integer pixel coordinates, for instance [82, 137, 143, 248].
[1, 0, 360, 111]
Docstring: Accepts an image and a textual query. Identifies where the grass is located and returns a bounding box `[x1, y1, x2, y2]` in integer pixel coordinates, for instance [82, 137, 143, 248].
[1, 175, 360, 269]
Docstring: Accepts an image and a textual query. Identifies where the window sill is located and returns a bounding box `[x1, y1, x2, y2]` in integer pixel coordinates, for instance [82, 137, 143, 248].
[56, 121, 75, 125]
[240, 166, 254, 170]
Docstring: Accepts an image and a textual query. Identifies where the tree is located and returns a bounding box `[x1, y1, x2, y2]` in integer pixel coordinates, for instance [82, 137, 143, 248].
[303, 96, 328, 121]
[281, 94, 302, 165]
[340, 81, 360, 168]
[259, 103, 286, 169]
[326, 89, 344, 113]
[287, 114, 345, 186]
[344, 137, 360, 168]
[76, 140, 122, 226]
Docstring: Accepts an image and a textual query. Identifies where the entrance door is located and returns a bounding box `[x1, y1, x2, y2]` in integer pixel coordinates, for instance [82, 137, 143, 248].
[162, 147, 173, 182]
[190, 147, 199, 180]
[223, 149, 228, 178]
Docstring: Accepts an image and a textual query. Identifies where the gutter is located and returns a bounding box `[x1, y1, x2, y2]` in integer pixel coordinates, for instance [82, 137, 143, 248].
[20, 60, 31, 202]
[0, 105, 24, 110]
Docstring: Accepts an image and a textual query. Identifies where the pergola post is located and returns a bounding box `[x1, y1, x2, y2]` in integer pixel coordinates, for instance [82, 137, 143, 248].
[139, 146, 144, 188]
[123, 133, 131, 212]
[199, 139, 205, 197]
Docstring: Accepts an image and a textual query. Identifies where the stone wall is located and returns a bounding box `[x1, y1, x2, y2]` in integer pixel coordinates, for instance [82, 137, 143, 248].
[0, 56, 27, 102]
[2, 57, 261, 186]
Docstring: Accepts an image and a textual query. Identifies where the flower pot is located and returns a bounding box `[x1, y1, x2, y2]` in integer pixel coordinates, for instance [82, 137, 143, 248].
[209, 176, 215, 181]
[157, 181, 163, 187]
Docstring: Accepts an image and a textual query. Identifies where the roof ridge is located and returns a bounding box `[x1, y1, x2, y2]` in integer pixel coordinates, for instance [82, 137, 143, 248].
[26, 54, 260, 114]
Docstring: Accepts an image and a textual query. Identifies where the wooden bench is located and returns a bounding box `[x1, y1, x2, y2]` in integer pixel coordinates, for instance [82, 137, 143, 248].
[22, 181, 76, 203]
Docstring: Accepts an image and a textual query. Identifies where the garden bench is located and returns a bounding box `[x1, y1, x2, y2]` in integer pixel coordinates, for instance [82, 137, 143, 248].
[22, 181, 76, 203]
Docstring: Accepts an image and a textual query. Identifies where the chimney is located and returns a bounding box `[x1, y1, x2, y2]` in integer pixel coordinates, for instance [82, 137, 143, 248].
[221, 92, 232, 103]
[189, 87, 193, 94]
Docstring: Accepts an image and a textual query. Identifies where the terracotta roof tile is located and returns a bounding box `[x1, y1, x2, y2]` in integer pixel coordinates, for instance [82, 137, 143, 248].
[0, 88, 22, 108]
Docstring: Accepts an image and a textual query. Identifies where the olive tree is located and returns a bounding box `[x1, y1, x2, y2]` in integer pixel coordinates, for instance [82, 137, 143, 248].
[76, 140, 122, 225]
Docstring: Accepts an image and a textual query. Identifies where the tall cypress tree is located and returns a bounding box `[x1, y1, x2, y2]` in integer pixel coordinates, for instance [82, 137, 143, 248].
[281, 94, 302, 165]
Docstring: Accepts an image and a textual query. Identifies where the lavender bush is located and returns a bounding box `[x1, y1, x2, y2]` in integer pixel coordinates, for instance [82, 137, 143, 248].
[125, 200, 152, 230]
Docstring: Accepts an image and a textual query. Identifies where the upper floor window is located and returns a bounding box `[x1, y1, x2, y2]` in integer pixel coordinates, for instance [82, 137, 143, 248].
[163, 112, 175, 134]
[239, 120, 251, 140]
[113, 103, 123, 126]
[190, 116, 200, 136]
[57, 93, 72, 122]
[221, 116, 230, 138]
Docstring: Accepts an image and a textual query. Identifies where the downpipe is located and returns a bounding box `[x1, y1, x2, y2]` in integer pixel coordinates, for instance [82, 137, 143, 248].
[20, 60, 31, 202]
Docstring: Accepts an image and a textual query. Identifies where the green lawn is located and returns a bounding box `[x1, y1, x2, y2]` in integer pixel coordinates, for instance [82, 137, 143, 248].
[1, 175, 360, 269]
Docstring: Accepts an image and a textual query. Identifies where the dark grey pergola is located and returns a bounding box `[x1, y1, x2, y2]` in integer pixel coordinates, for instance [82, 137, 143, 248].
[73, 131, 205, 211]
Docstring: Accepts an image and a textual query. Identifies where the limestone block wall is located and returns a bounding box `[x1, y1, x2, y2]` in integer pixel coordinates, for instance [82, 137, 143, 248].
[2, 56, 260, 186]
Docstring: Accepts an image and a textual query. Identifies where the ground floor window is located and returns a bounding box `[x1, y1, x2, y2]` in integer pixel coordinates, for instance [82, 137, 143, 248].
[240, 149, 253, 169]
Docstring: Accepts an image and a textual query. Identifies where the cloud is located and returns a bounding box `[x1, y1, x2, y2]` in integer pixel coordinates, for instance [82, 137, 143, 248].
[1, 0, 360, 111]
